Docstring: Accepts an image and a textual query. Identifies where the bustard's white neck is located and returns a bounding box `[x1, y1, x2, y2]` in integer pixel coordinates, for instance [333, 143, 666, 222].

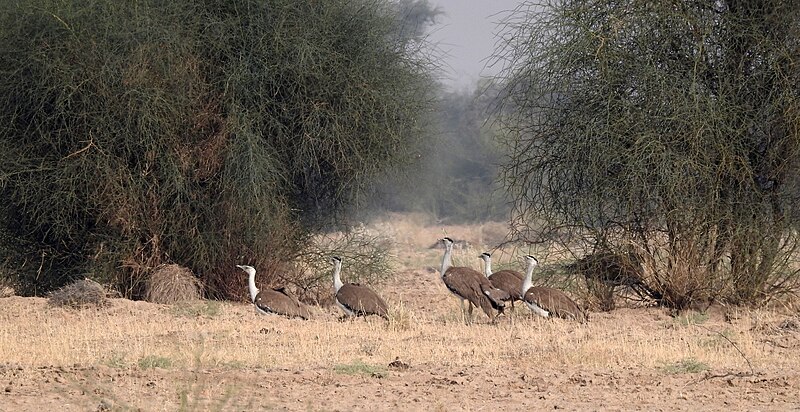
[521, 255, 539, 297]
[236, 264, 259, 303]
[440, 237, 454, 277]
[479, 252, 493, 278]
[521, 255, 549, 317]
[331, 257, 344, 293]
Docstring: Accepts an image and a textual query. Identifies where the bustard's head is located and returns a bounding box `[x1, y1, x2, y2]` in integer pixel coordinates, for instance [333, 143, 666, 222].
[524, 255, 539, 267]
[236, 264, 256, 276]
[441, 237, 454, 247]
[479, 252, 491, 261]
[330, 256, 342, 265]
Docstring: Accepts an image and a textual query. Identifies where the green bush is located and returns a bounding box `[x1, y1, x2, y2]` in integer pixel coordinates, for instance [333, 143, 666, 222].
[0, 0, 435, 297]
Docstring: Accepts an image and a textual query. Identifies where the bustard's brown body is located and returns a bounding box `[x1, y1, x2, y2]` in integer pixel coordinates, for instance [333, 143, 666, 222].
[521, 256, 587, 322]
[331, 257, 389, 319]
[440, 238, 508, 322]
[237, 265, 311, 320]
[479, 252, 524, 305]
[253, 287, 311, 320]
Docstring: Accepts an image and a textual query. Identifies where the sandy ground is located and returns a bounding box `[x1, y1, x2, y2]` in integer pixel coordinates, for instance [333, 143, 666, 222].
[1, 216, 799, 411]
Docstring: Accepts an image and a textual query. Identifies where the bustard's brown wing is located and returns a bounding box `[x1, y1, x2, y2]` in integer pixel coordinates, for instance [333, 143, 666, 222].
[524, 286, 586, 322]
[255, 288, 310, 320]
[274, 287, 311, 319]
[336, 284, 389, 318]
[443, 267, 505, 317]
[488, 270, 525, 300]
[481, 284, 510, 311]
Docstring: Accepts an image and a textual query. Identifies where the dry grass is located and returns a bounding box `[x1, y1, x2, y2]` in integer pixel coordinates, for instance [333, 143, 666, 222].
[145, 264, 202, 304]
[1, 296, 796, 374]
[3, 214, 794, 373]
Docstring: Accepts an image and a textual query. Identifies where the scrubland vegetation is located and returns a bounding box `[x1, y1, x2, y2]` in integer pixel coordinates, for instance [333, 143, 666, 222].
[1, 1, 800, 409]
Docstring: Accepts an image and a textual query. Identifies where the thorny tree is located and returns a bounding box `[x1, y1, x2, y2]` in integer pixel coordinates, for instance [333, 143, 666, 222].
[493, 1, 800, 308]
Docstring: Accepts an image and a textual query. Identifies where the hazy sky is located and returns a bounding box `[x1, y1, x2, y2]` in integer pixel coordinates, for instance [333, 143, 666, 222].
[428, 0, 525, 90]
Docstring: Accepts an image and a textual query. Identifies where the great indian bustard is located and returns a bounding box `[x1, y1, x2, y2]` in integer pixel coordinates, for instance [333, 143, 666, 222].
[521, 255, 587, 322]
[236, 265, 311, 320]
[330, 256, 389, 319]
[478, 252, 524, 309]
[439, 237, 508, 323]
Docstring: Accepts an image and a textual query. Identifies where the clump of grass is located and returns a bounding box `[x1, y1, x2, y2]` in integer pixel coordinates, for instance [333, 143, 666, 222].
[169, 300, 221, 318]
[145, 264, 202, 304]
[105, 352, 127, 369]
[386, 302, 416, 332]
[676, 311, 709, 326]
[138, 355, 172, 369]
[48, 278, 108, 308]
[700, 328, 735, 348]
[334, 360, 386, 378]
[220, 360, 245, 370]
[661, 358, 709, 374]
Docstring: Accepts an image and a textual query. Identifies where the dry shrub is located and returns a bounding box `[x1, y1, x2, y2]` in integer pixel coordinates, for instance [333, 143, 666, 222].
[0, 286, 12, 298]
[567, 250, 656, 311]
[48, 278, 108, 308]
[145, 264, 202, 304]
[288, 227, 394, 306]
[0, 272, 13, 298]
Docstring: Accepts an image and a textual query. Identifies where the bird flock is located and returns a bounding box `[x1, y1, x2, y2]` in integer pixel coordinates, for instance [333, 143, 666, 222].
[235, 236, 586, 323]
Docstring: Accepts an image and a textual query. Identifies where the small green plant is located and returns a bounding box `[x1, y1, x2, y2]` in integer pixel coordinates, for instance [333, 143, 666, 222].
[170, 301, 221, 318]
[334, 360, 386, 378]
[138, 355, 172, 369]
[220, 360, 245, 370]
[676, 311, 709, 326]
[661, 358, 709, 374]
[701, 328, 735, 348]
[105, 352, 127, 369]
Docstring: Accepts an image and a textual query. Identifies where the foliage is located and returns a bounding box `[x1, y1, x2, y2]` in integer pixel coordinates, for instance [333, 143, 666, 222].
[105, 352, 127, 369]
[676, 311, 710, 327]
[0, 0, 435, 297]
[138, 355, 173, 369]
[169, 300, 222, 318]
[333, 359, 387, 378]
[48, 278, 108, 308]
[493, 0, 800, 307]
[660, 358, 709, 375]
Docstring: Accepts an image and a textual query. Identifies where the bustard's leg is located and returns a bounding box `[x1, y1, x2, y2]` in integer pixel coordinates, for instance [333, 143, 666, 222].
[467, 301, 474, 324]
